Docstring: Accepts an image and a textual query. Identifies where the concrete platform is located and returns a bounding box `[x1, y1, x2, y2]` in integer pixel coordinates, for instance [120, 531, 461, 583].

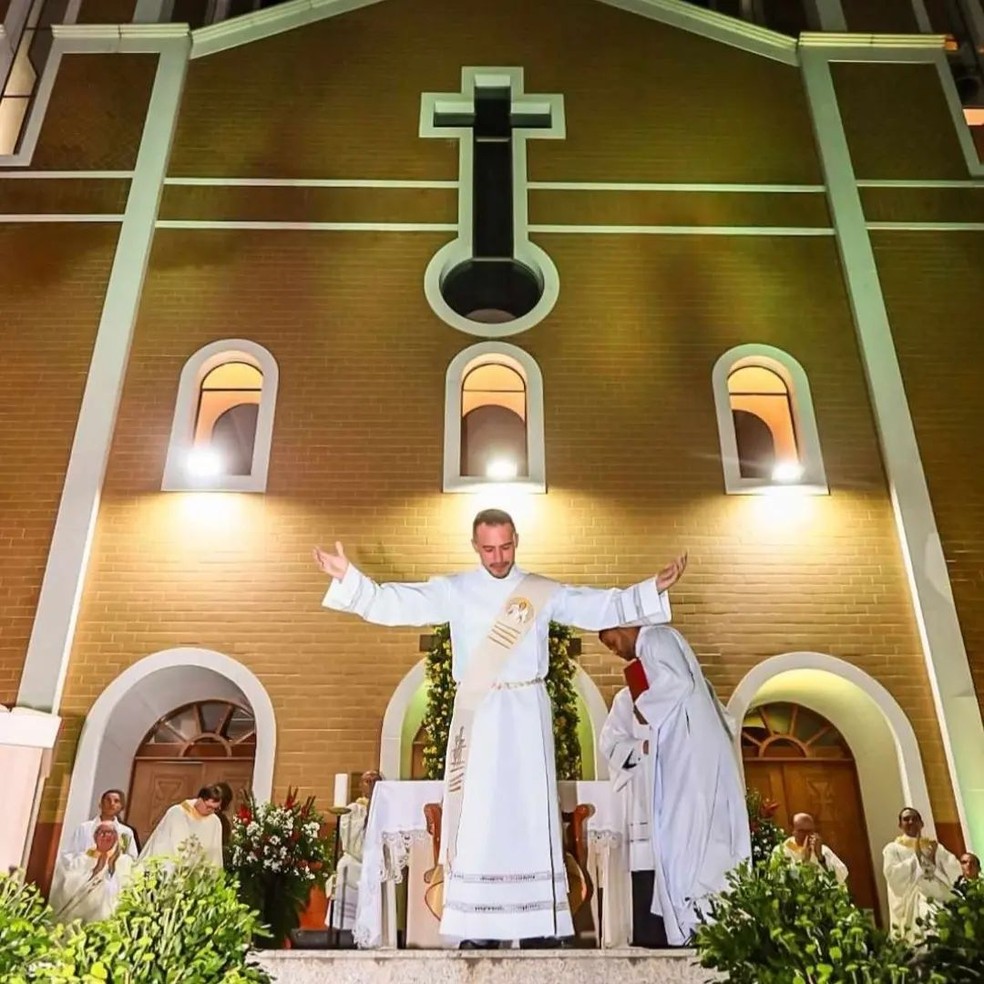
[253, 947, 716, 984]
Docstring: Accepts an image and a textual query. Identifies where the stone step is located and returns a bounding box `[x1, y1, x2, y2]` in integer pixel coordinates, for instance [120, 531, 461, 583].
[253, 948, 714, 984]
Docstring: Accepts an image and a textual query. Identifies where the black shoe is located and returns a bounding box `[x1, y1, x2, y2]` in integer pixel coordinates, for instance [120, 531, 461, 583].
[519, 936, 570, 949]
[459, 939, 499, 950]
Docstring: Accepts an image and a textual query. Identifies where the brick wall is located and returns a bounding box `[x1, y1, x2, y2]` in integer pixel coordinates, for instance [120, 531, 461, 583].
[872, 231, 984, 712]
[7, 1, 963, 846]
[42, 228, 957, 831]
[0, 224, 120, 704]
[168, 0, 820, 184]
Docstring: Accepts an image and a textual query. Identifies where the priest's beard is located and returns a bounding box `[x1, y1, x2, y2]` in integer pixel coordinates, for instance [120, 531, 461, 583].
[483, 560, 515, 579]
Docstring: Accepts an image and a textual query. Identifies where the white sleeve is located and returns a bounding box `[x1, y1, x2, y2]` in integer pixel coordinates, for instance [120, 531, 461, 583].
[635, 637, 694, 729]
[139, 805, 178, 862]
[824, 846, 849, 884]
[883, 843, 920, 896]
[936, 844, 962, 886]
[323, 563, 452, 627]
[599, 691, 646, 788]
[550, 577, 670, 631]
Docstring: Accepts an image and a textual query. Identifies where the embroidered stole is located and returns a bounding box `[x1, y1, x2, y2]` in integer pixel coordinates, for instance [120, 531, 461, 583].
[440, 573, 558, 872]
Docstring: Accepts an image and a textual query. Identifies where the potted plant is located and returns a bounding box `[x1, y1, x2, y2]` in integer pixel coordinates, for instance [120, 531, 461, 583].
[228, 788, 332, 948]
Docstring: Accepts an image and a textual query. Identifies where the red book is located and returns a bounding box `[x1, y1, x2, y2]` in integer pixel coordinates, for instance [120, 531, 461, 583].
[623, 658, 649, 702]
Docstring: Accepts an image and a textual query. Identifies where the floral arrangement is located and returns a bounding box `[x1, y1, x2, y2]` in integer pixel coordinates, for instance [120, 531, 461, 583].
[746, 788, 786, 867]
[228, 788, 332, 947]
[421, 621, 582, 781]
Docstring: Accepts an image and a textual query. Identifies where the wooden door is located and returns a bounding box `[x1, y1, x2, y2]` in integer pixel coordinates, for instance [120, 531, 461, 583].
[128, 760, 205, 847]
[127, 699, 257, 848]
[742, 702, 880, 920]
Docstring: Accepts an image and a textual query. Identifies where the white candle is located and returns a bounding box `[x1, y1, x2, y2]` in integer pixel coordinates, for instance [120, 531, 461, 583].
[333, 773, 350, 808]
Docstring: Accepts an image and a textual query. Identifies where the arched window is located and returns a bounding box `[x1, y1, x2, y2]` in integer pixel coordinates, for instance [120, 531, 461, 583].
[712, 344, 827, 494]
[461, 362, 528, 479]
[162, 339, 279, 492]
[443, 341, 545, 492]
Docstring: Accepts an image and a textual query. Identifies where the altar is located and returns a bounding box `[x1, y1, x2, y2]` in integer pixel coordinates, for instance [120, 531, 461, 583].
[353, 780, 631, 949]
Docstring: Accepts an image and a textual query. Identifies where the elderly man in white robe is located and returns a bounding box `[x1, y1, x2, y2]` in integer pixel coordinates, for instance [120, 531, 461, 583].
[327, 770, 381, 942]
[51, 822, 134, 924]
[599, 686, 666, 947]
[772, 812, 848, 885]
[139, 784, 225, 869]
[598, 623, 750, 945]
[63, 788, 138, 862]
[883, 806, 961, 941]
[315, 508, 686, 949]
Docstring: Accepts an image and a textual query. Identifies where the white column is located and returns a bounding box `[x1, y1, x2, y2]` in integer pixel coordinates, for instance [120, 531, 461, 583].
[16, 33, 190, 713]
[957, 0, 984, 49]
[0, 708, 61, 871]
[801, 44, 984, 852]
[910, 0, 933, 32]
[133, 0, 175, 23]
[803, 0, 847, 32]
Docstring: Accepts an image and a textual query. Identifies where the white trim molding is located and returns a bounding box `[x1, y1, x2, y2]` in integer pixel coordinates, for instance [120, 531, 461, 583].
[161, 339, 280, 493]
[16, 33, 190, 713]
[442, 341, 546, 494]
[60, 647, 276, 853]
[186, 0, 798, 66]
[420, 67, 564, 339]
[711, 343, 828, 495]
[598, 0, 798, 65]
[802, 44, 984, 851]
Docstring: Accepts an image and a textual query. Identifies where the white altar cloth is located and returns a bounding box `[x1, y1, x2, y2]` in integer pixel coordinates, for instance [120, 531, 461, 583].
[355, 780, 629, 949]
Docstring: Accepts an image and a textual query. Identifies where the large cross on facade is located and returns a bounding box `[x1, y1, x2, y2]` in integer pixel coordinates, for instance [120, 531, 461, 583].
[420, 68, 565, 336]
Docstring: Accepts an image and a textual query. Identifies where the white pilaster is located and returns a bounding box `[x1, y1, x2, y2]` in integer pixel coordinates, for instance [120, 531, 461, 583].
[801, 43, 984, 851]
[16, 33, 190, 712]
[803, 0, 847, 32]
[133, 0, 175, 23]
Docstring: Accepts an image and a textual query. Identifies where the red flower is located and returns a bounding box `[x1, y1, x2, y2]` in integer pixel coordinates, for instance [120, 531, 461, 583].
[236, 807, 253, 823]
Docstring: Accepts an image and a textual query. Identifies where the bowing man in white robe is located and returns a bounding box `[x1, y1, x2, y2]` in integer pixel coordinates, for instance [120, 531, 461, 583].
[50, 823, 134, 924]
[315, 508, 686, 947]
[63, 788, 138, 863]
[771, 813, 848, 885]
[883, 806, 961, 941]
[327, 770, 380, 936]
[599, 624, 750, 945]
[599, 687, 666, 947]
[139, 785, 225, 869]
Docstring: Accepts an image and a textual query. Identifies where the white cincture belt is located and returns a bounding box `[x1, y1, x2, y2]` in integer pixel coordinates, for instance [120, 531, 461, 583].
[491, 676, 545, 691]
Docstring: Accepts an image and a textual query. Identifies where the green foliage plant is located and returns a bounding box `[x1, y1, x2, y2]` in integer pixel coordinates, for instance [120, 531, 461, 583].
[421, 621, 582, 780]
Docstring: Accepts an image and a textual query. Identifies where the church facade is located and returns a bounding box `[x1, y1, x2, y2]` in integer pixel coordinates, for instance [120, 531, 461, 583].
[1, 0, 982, 924]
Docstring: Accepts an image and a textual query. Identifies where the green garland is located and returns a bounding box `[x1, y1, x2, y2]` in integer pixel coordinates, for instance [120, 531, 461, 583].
[421, 622, 582, 781]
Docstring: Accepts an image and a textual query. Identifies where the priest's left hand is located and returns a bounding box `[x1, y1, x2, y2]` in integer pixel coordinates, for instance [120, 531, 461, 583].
[655, 552, 688, 592]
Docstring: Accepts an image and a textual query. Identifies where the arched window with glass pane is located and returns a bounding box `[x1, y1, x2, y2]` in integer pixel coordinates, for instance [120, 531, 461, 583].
[162, 340, 279, 493]
[712, 344, 827, 494]
[443, 342, 545, 493]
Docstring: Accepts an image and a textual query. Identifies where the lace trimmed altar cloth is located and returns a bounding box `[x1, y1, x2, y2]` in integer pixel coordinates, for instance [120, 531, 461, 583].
[354, 780, 629, 949]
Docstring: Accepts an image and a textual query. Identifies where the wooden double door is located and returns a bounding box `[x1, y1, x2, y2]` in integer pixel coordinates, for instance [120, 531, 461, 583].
[128, 758, 254, 849]
[742, 701, 880, 920]
[744, 759, 879, 917]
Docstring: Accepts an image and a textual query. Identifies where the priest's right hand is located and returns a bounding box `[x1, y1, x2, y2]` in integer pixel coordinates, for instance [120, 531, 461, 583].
[313, 542, 350, 580]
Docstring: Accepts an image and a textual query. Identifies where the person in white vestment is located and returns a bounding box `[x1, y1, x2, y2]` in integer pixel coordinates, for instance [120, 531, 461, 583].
[771, 813, 848, 885]
[315, 508, 687, 949]
[50, 823, 134, 924]
[138, 784, 225, 869]
[599, 687, 667, 947]
[599, 623, 750, 946]
[327, 770, 381, 941]
[63, 788, 138, 862]
[883, 806, 961, 941]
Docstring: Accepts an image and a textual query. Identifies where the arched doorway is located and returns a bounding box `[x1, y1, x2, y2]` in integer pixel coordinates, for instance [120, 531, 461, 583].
[742, 701, 880, 916]
[60, 648, 275, 861]
[127, 699, 257, 847]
